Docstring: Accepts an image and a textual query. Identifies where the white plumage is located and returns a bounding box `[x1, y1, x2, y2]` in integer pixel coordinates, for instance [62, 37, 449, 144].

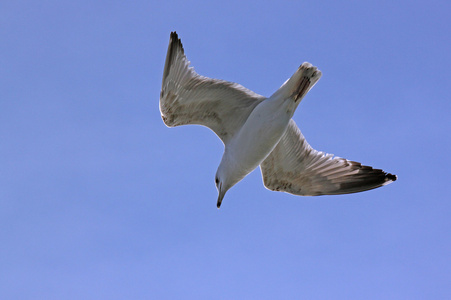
[160, 32, 397, 208]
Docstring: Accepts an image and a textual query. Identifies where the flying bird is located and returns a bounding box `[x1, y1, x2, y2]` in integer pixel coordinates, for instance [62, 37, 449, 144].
[160, 32, 397, 208]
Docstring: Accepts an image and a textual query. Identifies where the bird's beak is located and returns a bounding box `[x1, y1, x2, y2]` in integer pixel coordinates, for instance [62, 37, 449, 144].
[217, 184, 226, 209]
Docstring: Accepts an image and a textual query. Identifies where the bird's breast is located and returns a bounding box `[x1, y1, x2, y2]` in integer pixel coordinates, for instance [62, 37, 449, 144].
[226, 100, 292, 174]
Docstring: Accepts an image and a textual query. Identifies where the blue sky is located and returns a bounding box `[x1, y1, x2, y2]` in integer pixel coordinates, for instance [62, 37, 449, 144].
[1, 0, 450, 298]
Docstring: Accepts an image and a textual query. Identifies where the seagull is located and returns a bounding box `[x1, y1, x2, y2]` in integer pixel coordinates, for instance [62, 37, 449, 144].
[160, 32, 397, 208]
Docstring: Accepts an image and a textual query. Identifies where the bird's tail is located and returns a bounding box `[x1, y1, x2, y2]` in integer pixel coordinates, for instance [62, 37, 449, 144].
[270, 62, 322, 103]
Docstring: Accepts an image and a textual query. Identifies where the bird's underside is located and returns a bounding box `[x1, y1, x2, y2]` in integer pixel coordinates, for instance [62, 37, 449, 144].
[160, 31, 397, 201]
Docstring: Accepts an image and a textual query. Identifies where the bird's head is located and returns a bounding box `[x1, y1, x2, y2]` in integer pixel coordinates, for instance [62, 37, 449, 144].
[215, 157, 244, 208]
[215, 173, 227, 209]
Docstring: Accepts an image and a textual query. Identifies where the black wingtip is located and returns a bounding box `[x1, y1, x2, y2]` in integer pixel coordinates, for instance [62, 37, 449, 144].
[169, 31, 184, 54]
[386, 173, 397, 181]
[162, 31, 184, 87]
[170, 31, 178, 44]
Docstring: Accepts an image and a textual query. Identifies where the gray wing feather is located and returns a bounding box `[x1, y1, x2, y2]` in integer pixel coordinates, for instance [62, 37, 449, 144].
[260, 120, 397, 195]
[160, 32, 265, 144]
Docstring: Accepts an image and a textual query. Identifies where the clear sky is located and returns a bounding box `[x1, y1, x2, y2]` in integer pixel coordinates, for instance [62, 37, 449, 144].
[1, 0, 450, 299]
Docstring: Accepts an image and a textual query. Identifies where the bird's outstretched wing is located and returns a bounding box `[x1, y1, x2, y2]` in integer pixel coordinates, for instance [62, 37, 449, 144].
[260, 120, 397, 195]
[160, 32, 266, 144]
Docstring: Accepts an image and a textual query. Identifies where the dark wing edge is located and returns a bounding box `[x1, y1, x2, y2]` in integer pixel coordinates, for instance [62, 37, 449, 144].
[161, 31, 184, 91]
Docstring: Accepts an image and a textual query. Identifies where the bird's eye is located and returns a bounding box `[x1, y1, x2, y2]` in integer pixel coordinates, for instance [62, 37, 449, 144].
[215, 178, 219, 184]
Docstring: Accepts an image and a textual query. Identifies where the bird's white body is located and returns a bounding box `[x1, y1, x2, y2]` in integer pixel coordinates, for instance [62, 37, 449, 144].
[216, 60, 320, 194]
[218, 85, 297, 191]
